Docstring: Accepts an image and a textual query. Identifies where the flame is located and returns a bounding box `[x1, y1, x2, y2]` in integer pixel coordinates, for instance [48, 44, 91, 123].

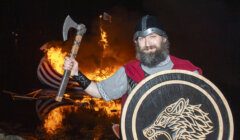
[45, 47, 67, 74]
[43, 17, 117, 81]
[44, 46, 119, 82]
[99, 25, 109, 51]
[43, 106, 76, 135]
[78, 95, 121, 117]
[86, 66, 120, 81]
[88, 17, 120, 81]
[43, 96, 121, 135]
[43, 16, 122, 136]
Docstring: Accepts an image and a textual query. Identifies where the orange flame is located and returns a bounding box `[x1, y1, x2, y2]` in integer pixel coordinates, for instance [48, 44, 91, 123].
[43, 96, 121, 135]
[44, 46, 119, 82]
[99, 25, 108, 51]
[43, 105, 79, 135]
[43, 17, 122, 136]
[45, 47, 67, 75]
[86, 67, 119, 82]
[78, 95, 121, 117]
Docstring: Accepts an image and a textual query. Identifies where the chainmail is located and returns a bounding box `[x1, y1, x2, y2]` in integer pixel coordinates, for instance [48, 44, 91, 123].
[127, 71, 149, 94]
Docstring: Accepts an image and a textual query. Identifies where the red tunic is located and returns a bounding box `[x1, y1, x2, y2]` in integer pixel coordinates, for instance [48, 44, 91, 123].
[122, 55, 202, 106]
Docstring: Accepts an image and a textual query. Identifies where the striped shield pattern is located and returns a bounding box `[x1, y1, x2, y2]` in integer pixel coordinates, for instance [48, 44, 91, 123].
[34, 89, 75, 120]
[37, 57, 81, 90]
[36, 57, 84, 120]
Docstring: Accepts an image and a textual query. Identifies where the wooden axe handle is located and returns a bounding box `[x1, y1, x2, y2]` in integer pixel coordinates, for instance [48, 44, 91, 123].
[55, 34, 83, 102]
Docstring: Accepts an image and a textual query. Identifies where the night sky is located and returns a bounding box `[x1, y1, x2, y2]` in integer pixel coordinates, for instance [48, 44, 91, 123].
[0, 0, 240, 138]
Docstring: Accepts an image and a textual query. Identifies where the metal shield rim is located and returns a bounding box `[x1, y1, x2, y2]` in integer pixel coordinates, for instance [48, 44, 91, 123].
[120, 69, 234, 140]
[132, 80, 223, 139]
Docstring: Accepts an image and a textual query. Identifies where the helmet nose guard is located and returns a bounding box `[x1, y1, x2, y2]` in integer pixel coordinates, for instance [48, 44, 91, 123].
[133, 15, 167, 40]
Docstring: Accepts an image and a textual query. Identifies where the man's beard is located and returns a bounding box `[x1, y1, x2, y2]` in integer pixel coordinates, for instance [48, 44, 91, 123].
[136, 40, 170, 67]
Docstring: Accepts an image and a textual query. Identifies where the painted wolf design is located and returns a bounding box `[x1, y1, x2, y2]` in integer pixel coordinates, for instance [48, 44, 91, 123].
[143, 98, 213, 140]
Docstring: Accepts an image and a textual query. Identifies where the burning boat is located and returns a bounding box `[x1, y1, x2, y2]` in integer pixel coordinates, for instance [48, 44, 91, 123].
[1, 14, 124, 139]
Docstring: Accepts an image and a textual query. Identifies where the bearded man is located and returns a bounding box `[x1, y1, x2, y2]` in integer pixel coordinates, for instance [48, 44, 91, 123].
[64, 15, 202, 138]
[64, 14, 202, 100]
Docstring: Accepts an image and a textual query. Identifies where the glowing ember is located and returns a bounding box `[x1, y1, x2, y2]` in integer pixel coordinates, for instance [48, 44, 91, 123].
[45, 47, 67, 75]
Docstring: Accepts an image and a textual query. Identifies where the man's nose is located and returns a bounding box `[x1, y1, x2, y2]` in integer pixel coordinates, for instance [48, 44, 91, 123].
[144, 37, 150, 46]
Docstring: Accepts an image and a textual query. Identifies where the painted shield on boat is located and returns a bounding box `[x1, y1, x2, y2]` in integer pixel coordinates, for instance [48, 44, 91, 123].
[121, 70, 234, 140]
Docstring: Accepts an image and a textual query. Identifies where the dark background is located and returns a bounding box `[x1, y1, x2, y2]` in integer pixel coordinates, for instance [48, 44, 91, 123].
[0, 0, 239, 139]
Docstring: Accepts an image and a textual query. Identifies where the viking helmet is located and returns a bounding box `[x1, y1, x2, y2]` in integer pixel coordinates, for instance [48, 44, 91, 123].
[133, 15, 167, 40]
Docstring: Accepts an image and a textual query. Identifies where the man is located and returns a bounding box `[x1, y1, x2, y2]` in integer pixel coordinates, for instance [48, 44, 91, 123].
[64, 15, 202, 138]
[64, 15, 202, 101]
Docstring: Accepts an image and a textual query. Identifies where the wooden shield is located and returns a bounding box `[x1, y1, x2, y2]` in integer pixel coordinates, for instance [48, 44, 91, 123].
[121, 70, 234, 140]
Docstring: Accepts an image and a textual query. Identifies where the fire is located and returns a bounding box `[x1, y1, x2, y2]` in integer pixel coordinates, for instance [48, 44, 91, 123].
[86, 66, 119, 81]
[99, 25, 108, 51]
[78, 95, 121, 117]
[45, 47, 67, 75]
[44, 46, 118, 82]
[43, 105, 79, 135]
[43, 96, 121, 135]
[44, 106, 69, 135]
[87, 16, 120, 81]
[43, 15, 122, 136]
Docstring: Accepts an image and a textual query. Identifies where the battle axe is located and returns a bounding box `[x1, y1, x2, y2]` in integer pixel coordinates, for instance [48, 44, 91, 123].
[55, 15, 86, 102]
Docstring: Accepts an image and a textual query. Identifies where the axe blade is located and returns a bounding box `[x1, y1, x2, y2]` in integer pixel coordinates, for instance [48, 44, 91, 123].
[62, 15, 78, 41]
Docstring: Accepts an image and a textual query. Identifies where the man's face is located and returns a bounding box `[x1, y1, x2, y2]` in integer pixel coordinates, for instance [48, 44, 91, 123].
[135, 33, 169, 67]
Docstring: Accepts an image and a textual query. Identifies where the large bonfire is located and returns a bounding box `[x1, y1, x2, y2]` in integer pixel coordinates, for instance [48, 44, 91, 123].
[39, 15, 122, 139]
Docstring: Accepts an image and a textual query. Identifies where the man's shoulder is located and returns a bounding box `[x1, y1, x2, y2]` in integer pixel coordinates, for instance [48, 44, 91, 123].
[124, 59, 140, 68]
[125, 59, 140, 65]
[170, 55, 189, 62]
[123, 59, 145, 82]
[170, 55, 202, 74]
[170, 55, 195, 65]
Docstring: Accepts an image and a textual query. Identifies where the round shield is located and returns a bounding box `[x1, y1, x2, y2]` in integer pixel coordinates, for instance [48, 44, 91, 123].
[121, 70, 234, 140]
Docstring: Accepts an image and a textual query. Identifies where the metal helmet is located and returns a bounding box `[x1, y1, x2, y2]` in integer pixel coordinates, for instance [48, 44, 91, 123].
[133, 15, 167, 40]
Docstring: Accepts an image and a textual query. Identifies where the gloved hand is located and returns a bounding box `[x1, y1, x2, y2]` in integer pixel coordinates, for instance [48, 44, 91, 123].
[63, 57, 91, 90]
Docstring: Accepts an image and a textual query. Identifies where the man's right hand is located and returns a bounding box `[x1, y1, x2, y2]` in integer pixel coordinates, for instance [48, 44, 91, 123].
[64, 57, 101, 98]
[63, 57, 79, 76]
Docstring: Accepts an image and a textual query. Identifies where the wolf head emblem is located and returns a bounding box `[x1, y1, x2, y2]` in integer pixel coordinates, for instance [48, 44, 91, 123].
[143, 98, 213, 140]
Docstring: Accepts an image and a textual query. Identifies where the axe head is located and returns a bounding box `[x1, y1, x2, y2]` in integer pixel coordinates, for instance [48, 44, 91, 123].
[62, 15, 86, 41]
